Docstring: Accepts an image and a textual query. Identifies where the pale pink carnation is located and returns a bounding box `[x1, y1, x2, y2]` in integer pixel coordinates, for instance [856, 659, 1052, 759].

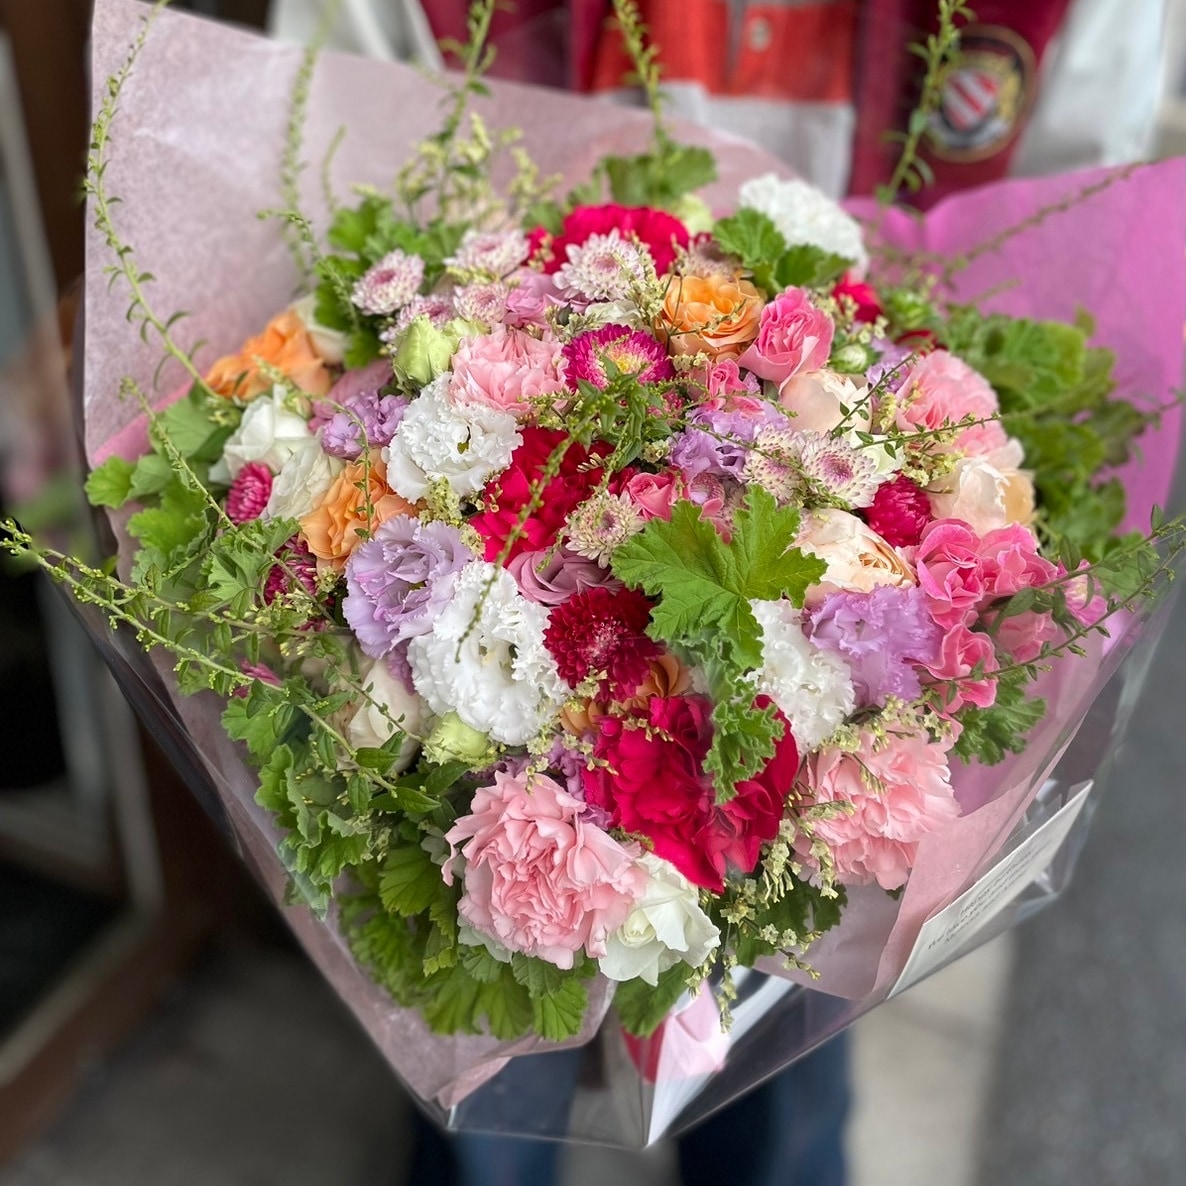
[923, 622, 999, 712]
[448, 325, 566, 419]
[443, 770, 645, 968]
[897, 350, 1008, 457]
[798, 729, 960, 891]
[737, 287, 834, 385]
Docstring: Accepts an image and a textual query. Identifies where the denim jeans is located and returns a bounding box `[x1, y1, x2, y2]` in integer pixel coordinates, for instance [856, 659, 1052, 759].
[406, 1031, 850, 1186]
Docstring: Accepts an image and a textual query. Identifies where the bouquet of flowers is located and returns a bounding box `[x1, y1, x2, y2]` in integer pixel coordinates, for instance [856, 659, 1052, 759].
[6, 0, 1184, 1144]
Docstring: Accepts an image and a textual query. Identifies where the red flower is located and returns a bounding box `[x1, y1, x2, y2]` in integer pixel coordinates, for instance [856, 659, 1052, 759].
[582, 696, 798, 892]
[533, 204, 690, 277]
[470, 427, 610, 562]
[832, 274, 883, 324]
[864, 474, 933, 547]
[544, 586, 662, 699]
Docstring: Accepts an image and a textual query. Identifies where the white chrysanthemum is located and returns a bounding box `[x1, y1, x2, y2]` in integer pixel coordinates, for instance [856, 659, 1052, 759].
[447, 229, 530, 278]
[555, 230, 649, 303]
[452, 281, 510, 327]
[351, 249, 425, 316]
[407, 561, 569, 745]
[388, 294, 455, 337]
[739, 174, 868, 273]
[750, 599, 855, 750]
[565, 491, 645, 564]
[209, 385, 312, 484]
[263, 437, 343, 522]
[794, 431, 883, 508]
[600, 853, 720, 986]
[385, 373, 521, 501]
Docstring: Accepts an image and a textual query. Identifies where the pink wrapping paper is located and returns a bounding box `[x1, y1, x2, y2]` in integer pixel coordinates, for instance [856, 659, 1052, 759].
[85, 0, 1185, 1121]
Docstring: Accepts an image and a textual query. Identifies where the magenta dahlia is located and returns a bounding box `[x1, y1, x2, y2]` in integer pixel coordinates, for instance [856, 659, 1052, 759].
[864, 474, 932, 547]
[562, 325, 675, 391]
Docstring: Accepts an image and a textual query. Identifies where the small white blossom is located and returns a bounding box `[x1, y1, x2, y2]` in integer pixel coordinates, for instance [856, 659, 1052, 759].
[407, 562, 568, 746]
[209, 385, 312, 484]
[750, 599, 856, 750]
[385, 373, 521, 501]
[263, 436, 343, 523]
[600, 853, 720, 986]
[739, 174, 868, 273]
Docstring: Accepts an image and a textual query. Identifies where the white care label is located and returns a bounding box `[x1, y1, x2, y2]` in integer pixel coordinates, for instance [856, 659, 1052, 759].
[890, 780, 1094, 997]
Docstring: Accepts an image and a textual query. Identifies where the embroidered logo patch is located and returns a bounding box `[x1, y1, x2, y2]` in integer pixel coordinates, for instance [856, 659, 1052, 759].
[928, 25, 1036, 162]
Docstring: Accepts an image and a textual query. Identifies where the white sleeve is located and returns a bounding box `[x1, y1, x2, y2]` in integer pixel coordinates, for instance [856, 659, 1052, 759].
[1011, 0, 1168, 175]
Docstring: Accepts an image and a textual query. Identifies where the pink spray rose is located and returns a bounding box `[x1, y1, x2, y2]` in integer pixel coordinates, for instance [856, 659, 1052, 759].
[923, 622, 999, 712]
[443, 770, 645, 968]
[895, 350, 1008, 457]
[797, 728, 961, 891]
[448, 324, 566, 419]
[737, 287, 834, 385]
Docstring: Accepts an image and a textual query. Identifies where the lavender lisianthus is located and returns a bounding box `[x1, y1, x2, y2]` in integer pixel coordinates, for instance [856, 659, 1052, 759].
[670, 402, 791, 480]
[806, 585, 943, 707]
[322, 390, 410, 460]
[344, 515, 475, 660]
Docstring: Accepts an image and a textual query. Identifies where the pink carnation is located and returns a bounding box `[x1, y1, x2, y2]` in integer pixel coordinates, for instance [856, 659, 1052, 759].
[797, 728, 960, 891]
[226, 461, 273, 524]
[443, 771, 645, 968]
[448, 325, 566, 419]
[896, 350, 1008, 457]
[923, 622, 999, 712]
[737, 288, 834, 385]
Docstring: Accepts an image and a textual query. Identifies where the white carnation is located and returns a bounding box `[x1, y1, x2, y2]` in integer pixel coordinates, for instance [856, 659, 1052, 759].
[750, 599, 855, 750]
[345, 658, 426, 774]
[263, 436, 343, 522]
[209, 384, 312, 483]
[600, 854, 720, 987]
[406, 561, 568, 746]
[739, 174, 868, 273]
[385, 373, 521, 501]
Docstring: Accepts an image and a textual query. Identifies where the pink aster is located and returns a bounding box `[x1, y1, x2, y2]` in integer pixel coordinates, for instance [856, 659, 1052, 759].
[351, 249, 425, 317]
[226, 461, 273, 524]
[562, 324, 675, 391]
[543, 586, 663, 699]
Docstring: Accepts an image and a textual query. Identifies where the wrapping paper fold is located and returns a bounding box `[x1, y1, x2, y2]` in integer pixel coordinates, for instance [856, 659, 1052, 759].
[83, 0, 1185, 1143]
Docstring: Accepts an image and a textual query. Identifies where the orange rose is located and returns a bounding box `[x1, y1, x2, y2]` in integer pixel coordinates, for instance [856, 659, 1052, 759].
[559, 653, 692, 735]
[299, 462, 416, 572]
[205, 309, 332, 401]
[657, 273, 764, 360]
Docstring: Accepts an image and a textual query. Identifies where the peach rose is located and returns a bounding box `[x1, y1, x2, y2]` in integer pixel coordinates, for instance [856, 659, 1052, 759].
[798, 508, 915, 607]
[299, 461, 416, 572]
[205, 309, 333, 401]
[657, 272, 764, 359]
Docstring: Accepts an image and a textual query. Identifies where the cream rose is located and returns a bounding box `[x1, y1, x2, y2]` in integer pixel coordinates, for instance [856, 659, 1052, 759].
[927, 439, 1035, 534]
[263, 436, 344, 523]
[799, 508, 915, 607]
[209, 384, 313, 484]
[600, 854, 720, 986]
[345, 658, 427, 774]
[778, 369, 871, 434]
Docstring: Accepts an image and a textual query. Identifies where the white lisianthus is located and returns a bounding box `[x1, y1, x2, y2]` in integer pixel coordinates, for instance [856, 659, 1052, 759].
[577, 300, 647, 331]
[750, 599, 856, 750]
[739, 174, 868, 273]
[290, 293, 347, 366]
[263, 436, 343, 522]
[928, 438, 1035, 535]
[600, 854, 720, 986]
[407, 561, 568, 746]
[385, 372, 521, 501]
[345, 658, 427, 774]
[209, 384, 312, 484]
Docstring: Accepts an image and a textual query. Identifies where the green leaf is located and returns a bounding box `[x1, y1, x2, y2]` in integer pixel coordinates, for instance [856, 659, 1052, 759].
[222, 684, 298, 760]
[713, 209, 787, 276]
[614, 964, 693, 1038]
[611, 489, 825, 673]
[154, 387, 231, 460]
[85, 456, 136, 509]
[774, 244, 853, 289]
[128, 452, 176, 499]
[703, 693, 781, 803]
[378, 841, 449, 918]
[952, 670, 1047, 766]
[532, 976, 589, 1042]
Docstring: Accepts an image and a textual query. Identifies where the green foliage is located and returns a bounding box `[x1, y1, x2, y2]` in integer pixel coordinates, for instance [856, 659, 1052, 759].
[611, 488, 825, 672]
[222, 682, 300, 761]
[702, 689, 781, 802]
[712, 209, 852, 293]
[952, 668, 1047, 766]
[603, 143, 716, 209]
[726, 879, 846, 967]
[613, 963, 693, 1037]
[85, 456, 136, 509]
